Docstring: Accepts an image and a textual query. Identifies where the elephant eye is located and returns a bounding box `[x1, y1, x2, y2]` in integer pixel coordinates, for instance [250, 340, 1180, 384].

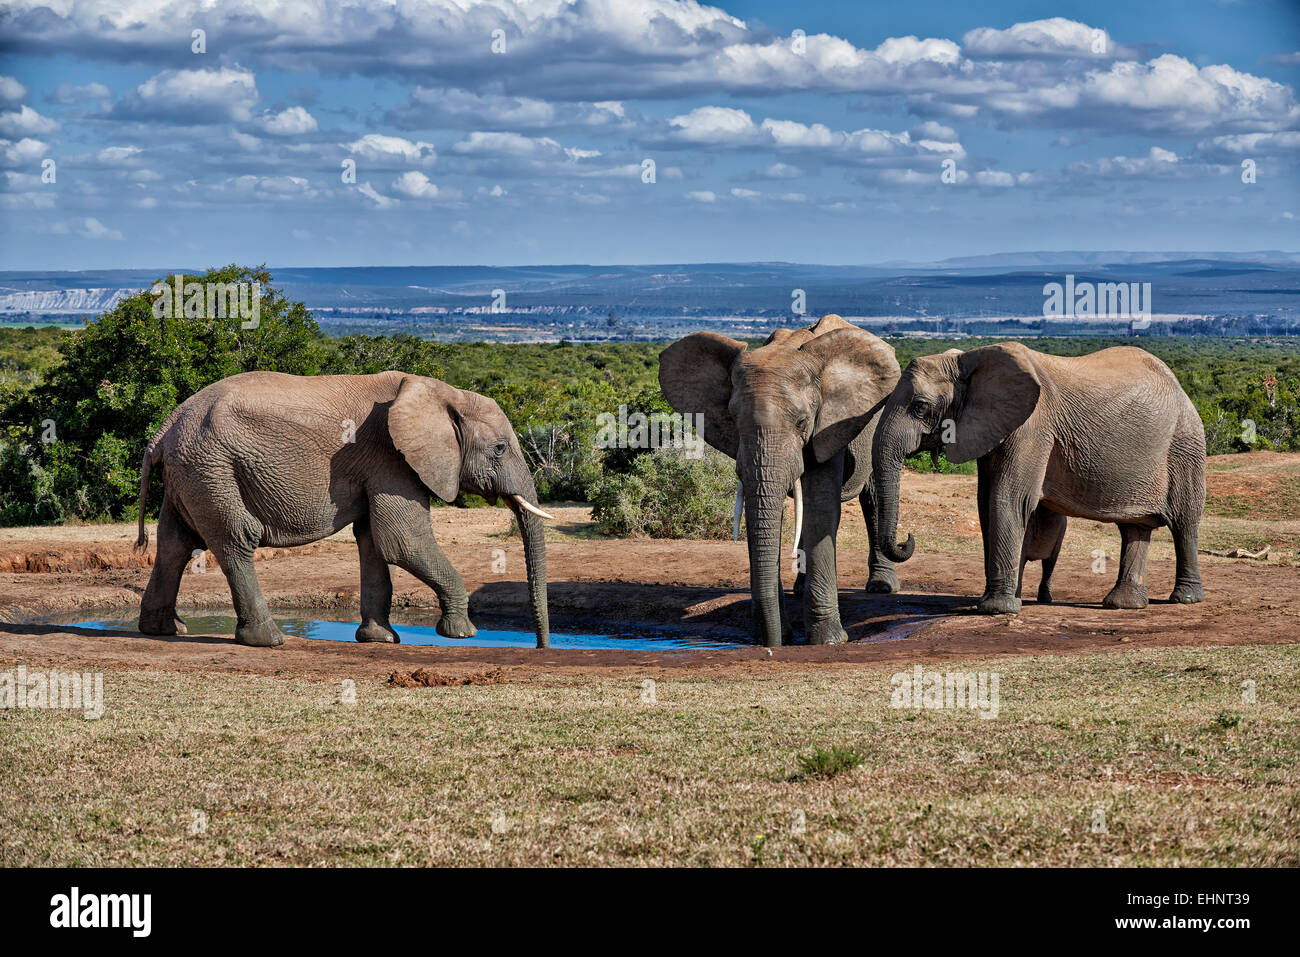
[911, 398, 932, 416]
[796, 416, 809, 432]
[493, 441, 506, 457]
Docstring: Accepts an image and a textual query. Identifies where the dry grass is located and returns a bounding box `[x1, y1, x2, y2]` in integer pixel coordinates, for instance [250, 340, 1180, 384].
[2, 644, 1296, 866]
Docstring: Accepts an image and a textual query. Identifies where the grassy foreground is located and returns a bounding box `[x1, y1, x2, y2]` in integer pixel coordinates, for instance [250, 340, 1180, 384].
[2, 644, 1297, 866]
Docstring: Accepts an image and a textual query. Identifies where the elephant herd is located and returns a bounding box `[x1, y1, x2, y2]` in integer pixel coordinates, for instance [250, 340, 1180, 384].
[134, 315, 1206, 649]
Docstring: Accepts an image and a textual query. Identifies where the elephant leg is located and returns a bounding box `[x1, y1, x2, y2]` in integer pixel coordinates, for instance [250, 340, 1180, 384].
[1168, 518, 1205, 604]
[369, 494, 475, 638]
[190, 499, 283, 647]
[976, 463, 994, 602]
[859, 483, 898, 594]
[1016, 557, 1027, 600]
[1038, 552, 1058, 604]
[977, 484, 1033, 615]
[801, 460, 847, 645]
[354, 516, 400, 643]
[1103, 523, 1151, 609]
[139, 494, 202, 635]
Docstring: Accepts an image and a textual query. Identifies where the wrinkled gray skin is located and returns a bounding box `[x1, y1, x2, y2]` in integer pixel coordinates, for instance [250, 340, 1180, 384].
[1018, 505, 1067, 603]
[873, 342, 1206, 614]
[660, 315, 902, 646]
[134, 370, 549, 647]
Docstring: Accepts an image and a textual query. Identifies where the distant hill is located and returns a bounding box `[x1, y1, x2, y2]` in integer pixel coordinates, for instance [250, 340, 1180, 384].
[2, 252, 1296, 341]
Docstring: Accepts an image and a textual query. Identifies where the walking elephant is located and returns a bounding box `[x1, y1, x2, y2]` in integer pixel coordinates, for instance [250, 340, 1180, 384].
[871, 342, 1206, 614]
[134, 370, 553, 647]
[660, 314, 902, 646]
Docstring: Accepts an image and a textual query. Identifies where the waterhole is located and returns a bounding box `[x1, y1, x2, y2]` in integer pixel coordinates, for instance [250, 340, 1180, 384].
[62, 613, 751, 651]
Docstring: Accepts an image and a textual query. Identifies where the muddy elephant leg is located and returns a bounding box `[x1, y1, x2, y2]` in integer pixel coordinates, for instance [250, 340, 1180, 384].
[977, 483, 1033, 615]
[197, 507, 283, 647]
[354, 516, 400, 643]
[370, 494, 475, 638]
[1103, 523, 1151, 609]
[139, 494, 202, 635]
[859, 483, 898, 594]
[1168, 518, 1205, 604]
[801, 458, 847, 645]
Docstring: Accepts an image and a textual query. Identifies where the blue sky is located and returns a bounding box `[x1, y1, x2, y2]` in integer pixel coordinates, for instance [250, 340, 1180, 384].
[0, 0, 1296, 269]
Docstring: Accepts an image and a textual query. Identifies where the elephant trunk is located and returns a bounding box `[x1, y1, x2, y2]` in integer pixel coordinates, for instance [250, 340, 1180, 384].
[873, 433, 916, 563]
[744, 475, 792, 648]
[512, 499, 550, 648]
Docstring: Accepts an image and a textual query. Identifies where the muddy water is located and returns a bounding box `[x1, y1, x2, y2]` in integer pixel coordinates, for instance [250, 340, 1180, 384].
[62, 613, 753, 651]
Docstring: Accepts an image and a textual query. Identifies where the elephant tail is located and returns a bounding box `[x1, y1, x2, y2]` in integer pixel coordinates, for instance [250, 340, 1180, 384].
[134, 442, 161, 553]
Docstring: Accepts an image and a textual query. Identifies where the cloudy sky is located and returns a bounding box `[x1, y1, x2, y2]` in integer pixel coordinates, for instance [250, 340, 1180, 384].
[1, 0, 1297, 269]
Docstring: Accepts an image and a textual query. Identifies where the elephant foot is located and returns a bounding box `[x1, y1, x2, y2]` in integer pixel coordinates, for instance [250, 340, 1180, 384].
[1036, 585, 1054, 604]
[356, 619, 400, 643]
[139, 610, 187, 635]
[436, 611, 477, 639]
[1169, 581, 1205, 604]
[865, 567, 899, 594]
[236, 617, 285, 647]
[1102, 582, 1148, 610]
[977, 595, 1021, 615]
[807, 620, 848, 645]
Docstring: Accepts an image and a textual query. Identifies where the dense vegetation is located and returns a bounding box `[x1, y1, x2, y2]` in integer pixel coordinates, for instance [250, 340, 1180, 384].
[0, 265, 1295, 530]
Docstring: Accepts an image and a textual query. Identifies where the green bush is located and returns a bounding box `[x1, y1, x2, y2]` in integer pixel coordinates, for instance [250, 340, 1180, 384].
[905, 450, 975, 475]
[590, 445, 738, 538]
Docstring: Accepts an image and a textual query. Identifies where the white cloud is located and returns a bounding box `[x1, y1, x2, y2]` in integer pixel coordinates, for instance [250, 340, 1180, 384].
[0, 105, 58, 137]
[1, 137, 48, 165]
[256, 106, 318, 135]
[97, 145, 142, 164]
[348, 134, 436, 166]
[686, 190, 717, 202]
[357, 182, 397, 208]
[118, 68, 259, 122]
[0, 76, 29, 103]
[79, 217, 122, 240]
[963, 18, 1118, 59]
[390, 170, 440, 199]
[390, 87, 629, 132]
[50, 82, 110, 104]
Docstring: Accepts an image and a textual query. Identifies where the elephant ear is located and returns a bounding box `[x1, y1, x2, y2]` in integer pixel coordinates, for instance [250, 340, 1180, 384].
[658, 332, 746, 457]
[387, 375, 464, 503]
[946, 344, 1042, 464]
[800, 328, 901, 463]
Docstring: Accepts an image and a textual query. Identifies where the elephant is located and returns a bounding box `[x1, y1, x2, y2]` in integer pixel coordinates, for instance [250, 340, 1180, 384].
[1018, 505, 1066, 603]
[133, 370, 553, 647]
[871, 342, 1206, 614]
[659, 314, 902, 646]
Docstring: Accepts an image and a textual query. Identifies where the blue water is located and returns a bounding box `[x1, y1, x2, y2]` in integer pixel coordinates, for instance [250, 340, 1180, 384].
[65, 614, 750, 651]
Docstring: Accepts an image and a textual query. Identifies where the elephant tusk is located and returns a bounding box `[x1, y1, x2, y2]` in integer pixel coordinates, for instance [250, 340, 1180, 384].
[791, 478, 803, 558]
[733, 480, 743, 542]
[510, 495, 555, 521]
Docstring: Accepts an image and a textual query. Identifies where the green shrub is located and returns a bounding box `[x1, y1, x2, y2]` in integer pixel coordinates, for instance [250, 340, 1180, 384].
[905, 450, 975, 475]
[590, 445, 738, 538]
[792, 745, 864, 780]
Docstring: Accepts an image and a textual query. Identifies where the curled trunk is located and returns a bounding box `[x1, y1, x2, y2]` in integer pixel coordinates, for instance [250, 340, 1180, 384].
[873, 438, 916, 563]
